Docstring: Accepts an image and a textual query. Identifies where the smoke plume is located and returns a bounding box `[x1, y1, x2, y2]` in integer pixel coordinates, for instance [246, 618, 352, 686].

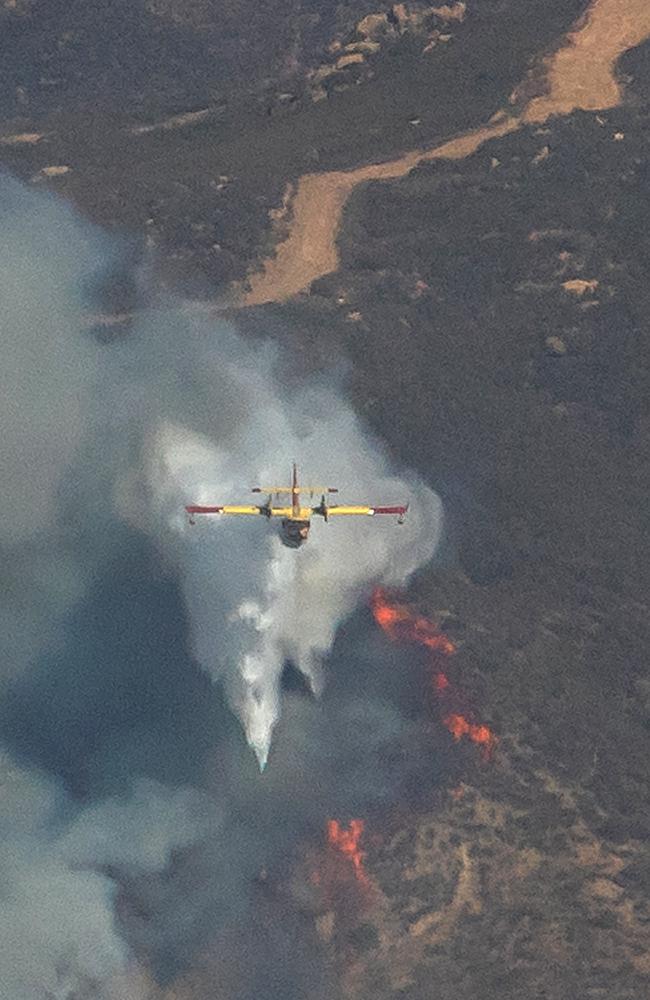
[0, 753, 219, 1000]
[0, 172, 445, 998]
[1, 169, 442, 766]
[0, 174, 111, 685]
[112, 318, 442, 766]
[0, 174, 221, 999]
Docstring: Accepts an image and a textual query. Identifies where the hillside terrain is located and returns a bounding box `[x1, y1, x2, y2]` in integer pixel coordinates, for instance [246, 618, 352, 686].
[1, 3, 649, 999]
[234, 19, 650, 1000]
[0, 0, 587, 293]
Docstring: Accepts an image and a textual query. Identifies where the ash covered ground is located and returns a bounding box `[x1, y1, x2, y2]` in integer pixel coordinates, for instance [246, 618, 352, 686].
[1, 2, 650, 999]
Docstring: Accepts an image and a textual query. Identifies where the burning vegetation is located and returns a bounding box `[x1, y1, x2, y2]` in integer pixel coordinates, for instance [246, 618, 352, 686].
[370, 587, 456, 655]
[326, 819, 369, 886]
[443, 713, 497, 758]
[318, 590, 496, 898]
[370, 587, 497, 758]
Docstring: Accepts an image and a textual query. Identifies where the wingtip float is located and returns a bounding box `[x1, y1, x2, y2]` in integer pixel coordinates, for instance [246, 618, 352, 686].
[185, 463, 408, 548]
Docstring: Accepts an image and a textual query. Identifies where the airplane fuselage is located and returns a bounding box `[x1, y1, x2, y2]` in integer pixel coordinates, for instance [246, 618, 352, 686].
[280, 517, 311, 548]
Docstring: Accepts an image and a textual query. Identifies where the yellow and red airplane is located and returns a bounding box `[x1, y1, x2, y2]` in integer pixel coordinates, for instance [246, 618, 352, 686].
[185, 463, 408, 548]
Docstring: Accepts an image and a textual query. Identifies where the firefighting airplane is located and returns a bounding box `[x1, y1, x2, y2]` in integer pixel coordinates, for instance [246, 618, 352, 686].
[185, 464, 408, 548]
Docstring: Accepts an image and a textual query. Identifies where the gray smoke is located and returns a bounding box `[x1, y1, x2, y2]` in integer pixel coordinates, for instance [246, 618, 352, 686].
[0, 174, 109, 685]
[0, 175, 221, 1000]
[0, 173, 445, 999]
[0, 754, 219, 1000]
[110, 317, 442, 766]
[0, 172, 441, 767]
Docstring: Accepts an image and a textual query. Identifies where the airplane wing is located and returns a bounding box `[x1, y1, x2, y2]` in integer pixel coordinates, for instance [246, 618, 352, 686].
[324, 504, 408, 517]
[185, 504, 264, 518]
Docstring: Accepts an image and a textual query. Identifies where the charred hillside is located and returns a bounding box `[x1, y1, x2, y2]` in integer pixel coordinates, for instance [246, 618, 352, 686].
[1, 4, 649, 998]
[0, 0, 588, 293]
[236, 44, 650, 997]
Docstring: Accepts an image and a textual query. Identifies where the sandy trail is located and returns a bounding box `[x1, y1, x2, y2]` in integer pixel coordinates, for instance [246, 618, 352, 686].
[129, 108, 213, 135]
[242, 0, 650, 306]
[525, 0, 650, 121]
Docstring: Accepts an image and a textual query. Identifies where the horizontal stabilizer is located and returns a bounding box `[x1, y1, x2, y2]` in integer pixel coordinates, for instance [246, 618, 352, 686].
[252, 485, 338, 495]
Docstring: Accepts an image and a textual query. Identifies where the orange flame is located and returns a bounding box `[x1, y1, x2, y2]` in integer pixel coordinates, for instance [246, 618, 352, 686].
[370, 588, 456, 656]
[443, 713, 498, 759]
[326, 819, 368, 884]
[370, 587, 498, 758]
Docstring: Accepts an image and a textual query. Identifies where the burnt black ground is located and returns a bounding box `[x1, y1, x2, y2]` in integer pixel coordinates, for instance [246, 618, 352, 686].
[0, 0, 588, 292]
[233, 33, 650, 1000]
[249, 82, 650, 833]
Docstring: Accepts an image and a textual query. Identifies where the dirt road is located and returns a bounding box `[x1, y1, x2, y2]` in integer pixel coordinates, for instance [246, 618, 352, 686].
[242, 0, 650, 306]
